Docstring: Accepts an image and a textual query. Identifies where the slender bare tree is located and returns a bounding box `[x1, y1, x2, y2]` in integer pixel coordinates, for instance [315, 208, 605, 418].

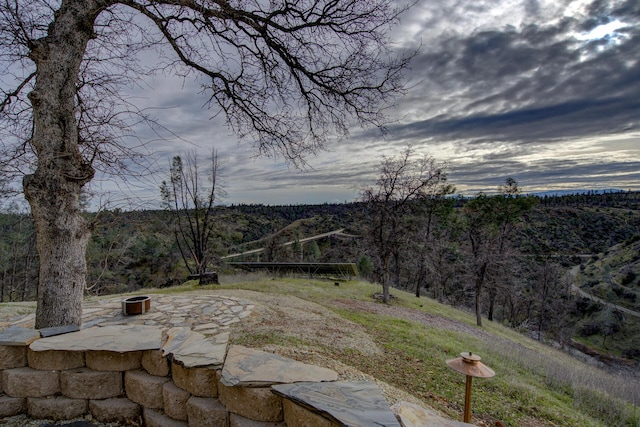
[161, 149, 223, 284]
[0, 0, 413, 327]
[361, 146, 450, 303]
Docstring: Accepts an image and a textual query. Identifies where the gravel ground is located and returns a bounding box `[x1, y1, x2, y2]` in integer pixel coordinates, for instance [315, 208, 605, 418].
[221, 289, 384, 355]
[221, 289, 436, 408]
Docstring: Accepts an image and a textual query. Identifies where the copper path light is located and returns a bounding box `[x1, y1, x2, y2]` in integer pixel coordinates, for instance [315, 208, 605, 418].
[446, 352, 495, 423]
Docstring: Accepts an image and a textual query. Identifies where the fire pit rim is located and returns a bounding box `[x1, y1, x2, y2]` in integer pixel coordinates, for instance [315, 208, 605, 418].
[122, 295, 151, 315]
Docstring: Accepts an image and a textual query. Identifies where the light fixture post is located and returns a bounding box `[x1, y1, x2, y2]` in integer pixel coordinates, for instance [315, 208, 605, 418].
[446, 352, 495, 423]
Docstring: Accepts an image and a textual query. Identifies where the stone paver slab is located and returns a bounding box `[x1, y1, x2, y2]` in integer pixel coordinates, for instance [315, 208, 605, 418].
[82, 318, 108, 329]
[221, 345, 338, 387]
[272, 381, 401, 427]
[0, 327, 41, 346]
[39, 324, 80, 338]
[392, 401, 476, 427]
[162, 327, 228, 368]
[29, 325, 162, 352]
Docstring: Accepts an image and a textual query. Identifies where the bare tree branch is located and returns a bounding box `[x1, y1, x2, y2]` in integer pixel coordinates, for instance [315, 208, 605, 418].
[361, 146, 451, 303]
[0, 0, 414, 327]
[161, 149, 223, 282]
[117, 0, 414, 165]
[0, 71, 35, 113]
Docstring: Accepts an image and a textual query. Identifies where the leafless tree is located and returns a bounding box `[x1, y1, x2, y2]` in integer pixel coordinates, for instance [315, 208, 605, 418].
[160, 149, 223, 284]
[0, 0, 413, 327]
[531, 259, 567, 341]
[462, 178, 537, 326]
[360, 146, 450, 303]
[413, 199, 459, 300]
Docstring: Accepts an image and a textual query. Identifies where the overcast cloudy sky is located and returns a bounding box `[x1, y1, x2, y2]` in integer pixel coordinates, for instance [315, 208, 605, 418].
[90, 0, 640, 208]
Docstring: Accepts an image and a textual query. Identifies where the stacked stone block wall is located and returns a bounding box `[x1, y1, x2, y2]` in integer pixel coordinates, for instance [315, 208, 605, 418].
[0, 345, 287, 426]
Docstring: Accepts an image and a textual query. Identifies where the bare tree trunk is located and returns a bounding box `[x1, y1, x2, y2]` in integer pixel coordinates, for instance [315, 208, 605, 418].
[393, 250, 401, 289]
[487, 287, 497, 321]
[381, 255, 391, 303]
[475, 289, 483, 327]
[474, 263, 487, 327]
[23, 0, 98, 328]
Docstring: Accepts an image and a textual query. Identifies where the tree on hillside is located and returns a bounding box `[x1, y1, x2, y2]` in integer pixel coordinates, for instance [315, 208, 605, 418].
[360, 146, 451, 303]
[462, 178, 537, 326]
[85, 218, 138, 295]
[413, 197, 459, 300]
[161, 150, 223, 285]
[529, 259, 571, 341]
[357, 255, 374, 279]
[598, 306, 624, 349]
[306, 240, 321, 262]
[263, 235, 290, 262]
[0, 0, 413, 327]
[291, 238, 302, 262]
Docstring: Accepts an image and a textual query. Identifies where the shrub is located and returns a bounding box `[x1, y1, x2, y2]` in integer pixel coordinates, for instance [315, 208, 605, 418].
[622, 290, 637, 302]
[579, 322, 600, 337]
[620, 270, 637, 286]
[623, 234, 640, 245]
[574, 298, 602, 316]
[574, 386, 638, 427]
[357, 256, 373, 278]
[622, 346, 640, 360]
[582, 279, 598, 288]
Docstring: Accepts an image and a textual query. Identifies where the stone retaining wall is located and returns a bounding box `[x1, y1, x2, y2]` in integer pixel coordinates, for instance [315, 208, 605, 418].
[0, 345, 302, 426]
[0, 312, 474, 427]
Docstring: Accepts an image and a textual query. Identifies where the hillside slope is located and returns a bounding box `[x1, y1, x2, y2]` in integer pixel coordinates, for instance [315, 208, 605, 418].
[218, 278, 639, 427]
[571, 237, 640, 360]
[575, 237, 640, 312]
[1, 278, 638, 426]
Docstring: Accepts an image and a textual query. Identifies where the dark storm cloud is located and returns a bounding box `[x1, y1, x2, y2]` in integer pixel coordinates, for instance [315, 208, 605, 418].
[390, 0, 640, 145]
[393, 94, 640, 144]
[448, 157, 640, 194]
[92, 0, 640, 206]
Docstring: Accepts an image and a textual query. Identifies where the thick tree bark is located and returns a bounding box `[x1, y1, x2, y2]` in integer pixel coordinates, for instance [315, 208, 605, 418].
[23, 0, 101, 328]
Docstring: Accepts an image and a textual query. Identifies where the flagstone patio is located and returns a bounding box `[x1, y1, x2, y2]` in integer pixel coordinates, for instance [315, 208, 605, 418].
[0, 293, 474, 426]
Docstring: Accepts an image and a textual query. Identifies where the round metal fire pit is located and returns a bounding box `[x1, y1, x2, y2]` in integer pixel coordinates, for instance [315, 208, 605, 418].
[122, 296, 151, 315]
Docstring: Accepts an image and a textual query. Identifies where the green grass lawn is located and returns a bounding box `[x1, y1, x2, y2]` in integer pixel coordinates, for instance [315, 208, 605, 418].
[215, 276, 640, 427]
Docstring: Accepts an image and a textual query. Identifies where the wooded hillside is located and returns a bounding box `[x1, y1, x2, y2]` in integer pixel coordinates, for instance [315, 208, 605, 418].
[1, 191, 639, 362]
